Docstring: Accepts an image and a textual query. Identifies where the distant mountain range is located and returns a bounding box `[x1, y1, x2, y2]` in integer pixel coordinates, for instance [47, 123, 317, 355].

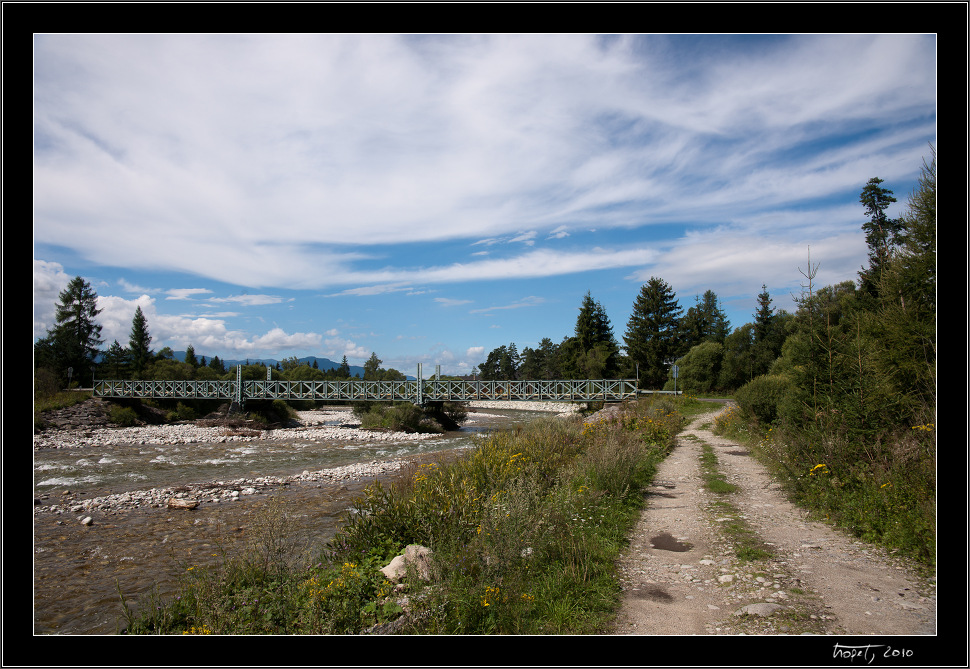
[171, 352, 371, 378]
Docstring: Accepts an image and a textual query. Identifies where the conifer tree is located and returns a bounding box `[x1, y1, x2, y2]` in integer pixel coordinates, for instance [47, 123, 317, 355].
[858, 177, 904, 300]
[35, 276, 104, 385]
[573, 291, 619, 377]
[184, 345, 199, 368]
[338, 356, 352, 379]
[128, 306, 153, 377]
[624, 277, 682, 389]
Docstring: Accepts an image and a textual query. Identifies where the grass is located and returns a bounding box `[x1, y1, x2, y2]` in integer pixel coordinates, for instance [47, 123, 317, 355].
[33, 389, 92, 430]
[118, 395, 689, 635]
[696, 440, 773, 563]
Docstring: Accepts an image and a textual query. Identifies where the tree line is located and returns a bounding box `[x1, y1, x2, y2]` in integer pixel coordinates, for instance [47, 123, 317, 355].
[477, 282, 787, 392]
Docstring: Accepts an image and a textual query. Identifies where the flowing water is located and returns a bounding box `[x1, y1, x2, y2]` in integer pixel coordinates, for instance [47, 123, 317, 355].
[32, 406, 558, 634]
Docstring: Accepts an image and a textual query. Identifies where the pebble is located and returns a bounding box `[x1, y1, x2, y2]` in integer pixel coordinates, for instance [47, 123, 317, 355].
[35, 459, 410, 516]
[33, 409, 439, 450]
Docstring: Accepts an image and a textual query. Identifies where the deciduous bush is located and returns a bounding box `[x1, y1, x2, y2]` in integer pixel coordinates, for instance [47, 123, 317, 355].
[109, 405, 139, 426]
[734, 374, 791, 425]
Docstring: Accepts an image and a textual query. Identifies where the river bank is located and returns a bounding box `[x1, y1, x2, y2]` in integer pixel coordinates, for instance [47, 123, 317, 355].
[33, 400, 581, 634]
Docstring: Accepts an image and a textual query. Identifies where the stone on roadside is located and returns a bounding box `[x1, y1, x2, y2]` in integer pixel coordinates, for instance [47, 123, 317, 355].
[734, 602, 785, 617]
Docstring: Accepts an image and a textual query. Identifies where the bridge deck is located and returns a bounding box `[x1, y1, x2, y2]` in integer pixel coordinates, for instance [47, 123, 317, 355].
[92, 378, 639, 403]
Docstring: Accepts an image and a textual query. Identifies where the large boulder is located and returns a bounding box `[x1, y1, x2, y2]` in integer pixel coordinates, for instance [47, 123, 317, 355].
[381, 544, 433, 583]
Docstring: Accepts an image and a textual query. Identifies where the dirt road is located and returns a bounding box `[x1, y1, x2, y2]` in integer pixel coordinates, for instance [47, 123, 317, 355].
[611, 406, 936, 640]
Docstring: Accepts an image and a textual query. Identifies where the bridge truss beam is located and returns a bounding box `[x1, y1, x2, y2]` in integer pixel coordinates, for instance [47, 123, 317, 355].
[93, 375, 639, 405]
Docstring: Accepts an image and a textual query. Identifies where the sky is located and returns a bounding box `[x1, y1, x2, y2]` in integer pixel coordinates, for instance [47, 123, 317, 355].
[33, 33, 937, 377]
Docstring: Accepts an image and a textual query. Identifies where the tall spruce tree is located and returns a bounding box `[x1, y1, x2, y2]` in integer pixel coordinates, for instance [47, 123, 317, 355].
[750, 284, 782, 377]
[680, 289, 730, 351]
[36, 276, 104, 385]
[128, 306, 153, 377]
[624, 277, 682, 389]
[573, 291, 619, 377]
[338, 356, 352, 379]
[184, 345, 199, 368]
[858, 177, 904, 300]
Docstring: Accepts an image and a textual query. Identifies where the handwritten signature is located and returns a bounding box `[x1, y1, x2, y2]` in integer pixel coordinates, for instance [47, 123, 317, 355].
[833, 644, 915, 664]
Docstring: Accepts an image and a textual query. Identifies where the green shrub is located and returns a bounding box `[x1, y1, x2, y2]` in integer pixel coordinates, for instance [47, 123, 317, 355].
[664, 341, 723, 395]
[734, 374, 791, 425]
[109, 405, 139, 426]
[358, 402, 441, 433]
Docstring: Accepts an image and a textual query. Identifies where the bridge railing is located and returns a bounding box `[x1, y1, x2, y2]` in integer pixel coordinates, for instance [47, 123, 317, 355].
[92, 376, 640, 403]
[93, 379, 236, 400]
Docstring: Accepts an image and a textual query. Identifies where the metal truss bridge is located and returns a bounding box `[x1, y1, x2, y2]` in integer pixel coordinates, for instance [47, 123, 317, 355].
[92, 364, 641, 407]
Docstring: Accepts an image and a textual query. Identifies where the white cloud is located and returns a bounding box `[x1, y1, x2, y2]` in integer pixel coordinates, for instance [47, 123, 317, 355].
[208, 294, 287, 306]
[470, 296, 546, 315]
[33, 260, 71, 338]
[435, 297, 473, 307]
[165, 288, 213, 300]
[253, 327, 322, 351]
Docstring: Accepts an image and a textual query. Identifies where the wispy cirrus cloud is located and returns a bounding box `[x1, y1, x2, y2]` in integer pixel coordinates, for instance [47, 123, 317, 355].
[470, 295, 546, 315]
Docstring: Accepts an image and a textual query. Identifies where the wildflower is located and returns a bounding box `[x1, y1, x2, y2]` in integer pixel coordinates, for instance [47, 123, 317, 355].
[809, 464, 829, 476]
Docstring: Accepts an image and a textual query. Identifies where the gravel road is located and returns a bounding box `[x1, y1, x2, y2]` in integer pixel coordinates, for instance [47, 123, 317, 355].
[611, 406, 936, 642]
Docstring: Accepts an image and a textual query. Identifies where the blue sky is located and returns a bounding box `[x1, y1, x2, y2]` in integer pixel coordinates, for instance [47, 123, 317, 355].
[33, 34, 937, 376]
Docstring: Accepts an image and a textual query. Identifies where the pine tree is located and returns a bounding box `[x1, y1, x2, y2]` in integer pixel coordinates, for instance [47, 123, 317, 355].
[338, 356, 352, 379]
[750, 284, 783, 377]
[102, 340, 131, 379]
[364, 352, 383, 380]
[209, 355, 226, 374]
[573, 292, 619, 377]
[128, 306, 153, 377]
[858, 177, 904, 299]
[624, 277, 682, 389]
[36, 276, 104, 385]
[680, 290, 730, 351]
[184, 345, 199, 368]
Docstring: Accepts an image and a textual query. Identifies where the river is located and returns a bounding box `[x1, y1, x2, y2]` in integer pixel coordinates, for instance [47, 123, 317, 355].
[32, 404, 570, 635]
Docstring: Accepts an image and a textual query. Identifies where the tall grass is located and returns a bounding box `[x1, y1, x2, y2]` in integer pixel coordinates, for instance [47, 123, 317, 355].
[120, 397, 686, 634]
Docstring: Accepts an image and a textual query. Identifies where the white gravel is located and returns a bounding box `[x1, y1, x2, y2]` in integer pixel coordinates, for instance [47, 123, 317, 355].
[35, 459, 412, 515]
[467, 400, 581, 415]
[33, 409, 436, 450]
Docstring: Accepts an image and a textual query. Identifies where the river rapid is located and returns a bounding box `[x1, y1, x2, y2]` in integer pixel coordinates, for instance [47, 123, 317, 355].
[32, 403, 576, 635]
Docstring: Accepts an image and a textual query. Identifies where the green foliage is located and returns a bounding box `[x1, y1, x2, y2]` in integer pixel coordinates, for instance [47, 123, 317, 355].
[128, 306, 153, 376]
[664, 341, 723, 395]
[679, 289, 730, 350]
[733, 374, 792, 425]
[363, 352, 383, 381]
[329, 401, 681, 634]
[34, 276, 104, 387]
[356, 402, 442, 433]
[624, 277, 682, 389]
[109, 404, 140, 426]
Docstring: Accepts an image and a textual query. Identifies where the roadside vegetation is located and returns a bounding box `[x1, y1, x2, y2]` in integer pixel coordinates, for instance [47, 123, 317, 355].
[712, 152, 936, 568]
[119, 395, 701, 635]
